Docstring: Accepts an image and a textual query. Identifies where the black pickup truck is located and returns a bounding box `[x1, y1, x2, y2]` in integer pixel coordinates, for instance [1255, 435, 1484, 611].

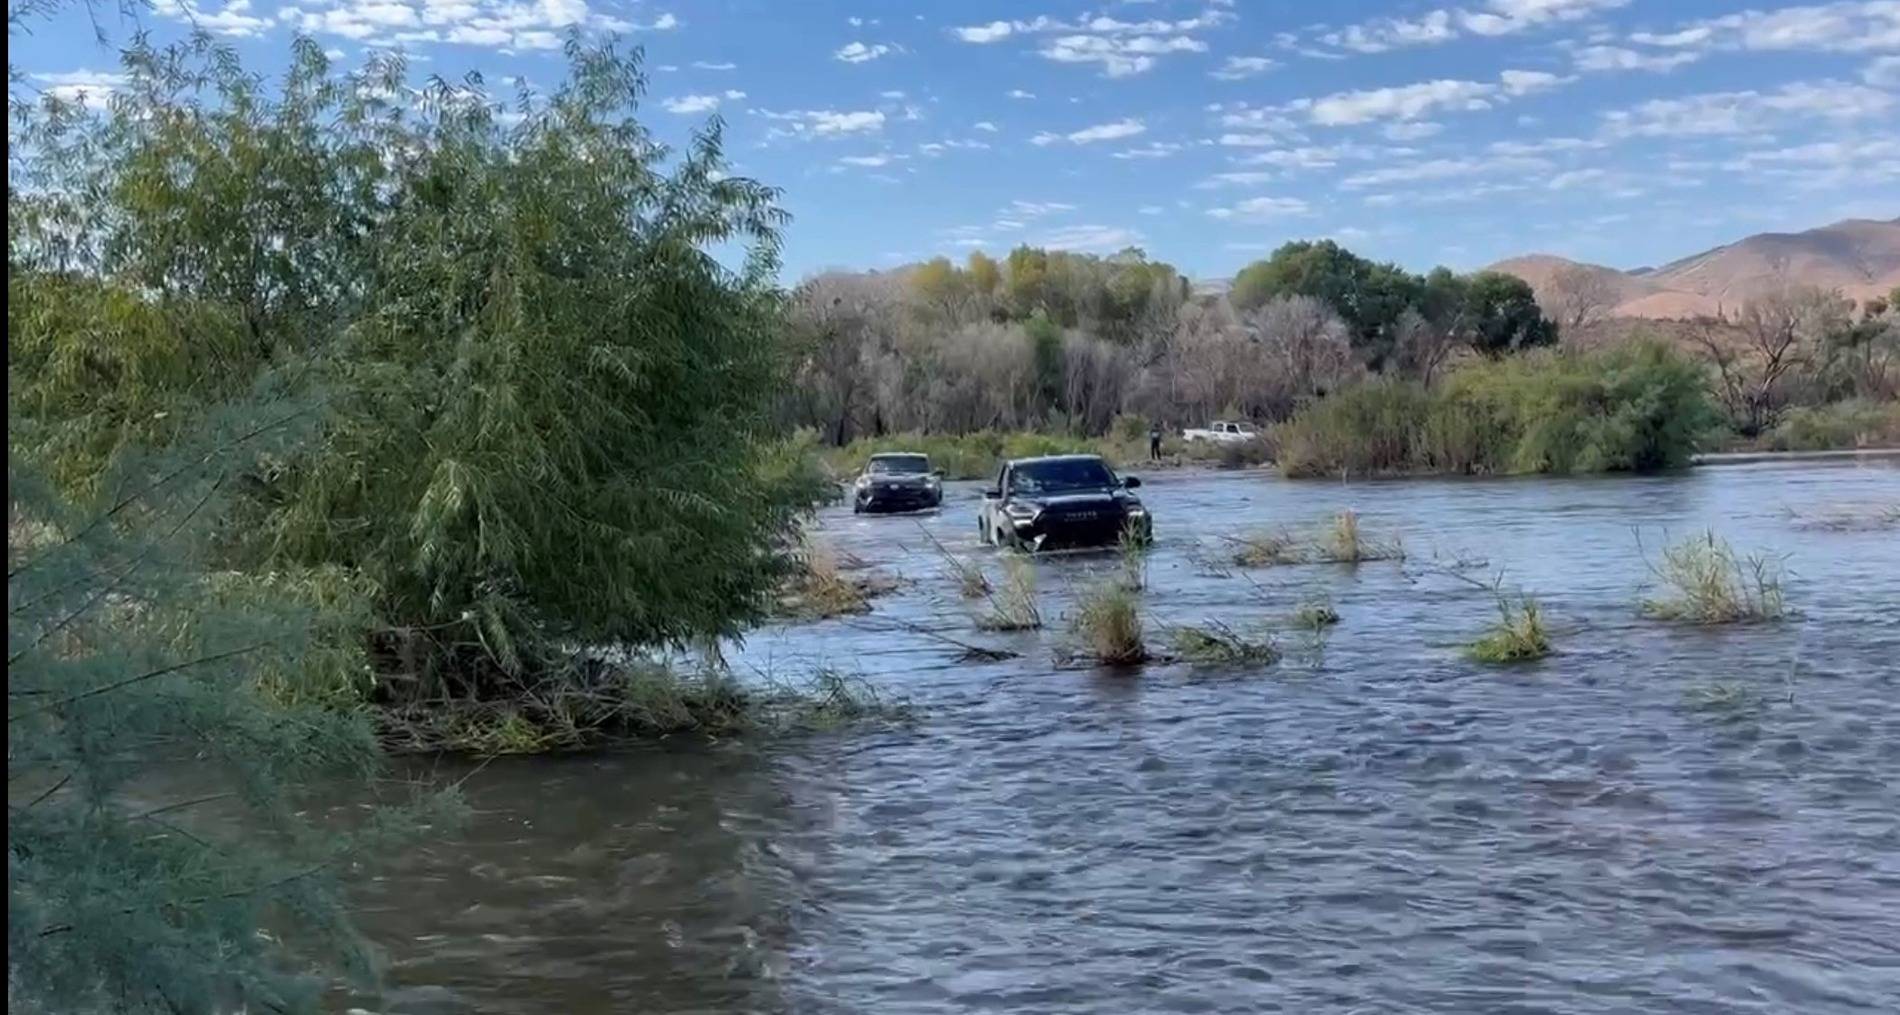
[978, 454, 1151, 550]
[851, 453, 944, 513]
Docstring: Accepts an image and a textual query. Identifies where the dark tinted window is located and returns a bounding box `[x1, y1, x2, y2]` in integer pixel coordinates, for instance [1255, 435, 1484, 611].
[868, 455, 930, 474]
[1009, 458, 1116, 494]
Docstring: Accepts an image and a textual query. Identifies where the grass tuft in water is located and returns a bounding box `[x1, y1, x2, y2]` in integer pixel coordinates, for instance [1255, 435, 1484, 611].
[777, 540, 897, 620]
[1168, 622, 1279, 667]
[1291, 594, 1341, 631]
[1228, 528, 1302, 568]
[977, 556, 1043, 631]
[1682, 681, 1759, 714]
[1071, 582, 1148, 665]
[1465, 595, 1552, 664]
[1117, 520, 1151, 591]
[1641, 531, 1786, 625]
[1780, 501, 1900, 532]
[1312, 509, 1404, 564]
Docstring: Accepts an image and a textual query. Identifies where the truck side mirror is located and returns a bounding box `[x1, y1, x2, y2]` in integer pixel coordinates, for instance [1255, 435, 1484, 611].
[1123, 476, 1142, 489]
[983, 488, 1001, 499]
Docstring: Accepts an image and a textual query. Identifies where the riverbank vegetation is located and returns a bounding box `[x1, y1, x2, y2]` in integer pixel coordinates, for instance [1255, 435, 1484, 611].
[780, 221, 1893, 479]
[1274, 340, 1717, 477]
[6, 35, 879, 1011]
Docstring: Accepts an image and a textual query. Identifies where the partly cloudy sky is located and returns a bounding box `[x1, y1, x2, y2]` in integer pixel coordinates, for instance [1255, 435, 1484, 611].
[13, 0, 1900, 279]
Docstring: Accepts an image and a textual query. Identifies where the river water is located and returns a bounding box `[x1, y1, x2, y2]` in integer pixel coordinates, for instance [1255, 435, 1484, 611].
[345, 459, 1900, 1014]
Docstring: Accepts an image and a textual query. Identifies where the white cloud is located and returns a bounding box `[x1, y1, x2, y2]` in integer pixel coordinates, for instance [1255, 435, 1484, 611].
[1211, 56, 1277, 80]
[1041, 33, 1206, 77]
[1205, 196, 1312, 221]
[30, 69, 127, 108]
[955, 20, 1019, 43]
[1006, 200, 1077, 218]
[1547, 168, 1607, 190]
[1486, 136, 1603, 155]
[1034, 224, 1145, 252]
[1007, 89, 1037, 99]
[835, 41, 894, 63]
[1322, 9, 1456, 53]
[1197, 171, 1278, 188]
[1630, 2, 1900, 55]
[1341, 155, 1550, 189]
[692, 61, 737, 70]
[838, 154, 900, 167]
[1305, 79, 1497, 124]
[1500, 69, 1568, 95]
[1572, 45, 1701, 72]
[1310, 0, 1627, 55]
[973, 121, 999, 132]
[1601, 80, 1896, 137]
[1138, 205, 1165, 215]
[756, 108, 888, 138]
[1032, 117, 1146, 145]
[1291, 70, 1567, 126]
[251, 0, 675, 49]
[1383, 122, 1443, 140]
[1863, 55, 1900, 87]
[662, 90, 745, 114]
[150, 0, 272, 38]
[1113, 142, 1184, 159]
[952, 9, 1234, 75]
[1232, 144, 1381, 168]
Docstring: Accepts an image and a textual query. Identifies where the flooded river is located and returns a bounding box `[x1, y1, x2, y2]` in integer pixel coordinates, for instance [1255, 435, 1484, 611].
[346, 459, 1900, 1014]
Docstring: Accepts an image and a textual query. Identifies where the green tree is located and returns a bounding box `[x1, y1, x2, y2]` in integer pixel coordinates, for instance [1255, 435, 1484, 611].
[7, 405, 458, 1013]
[1461, 271, 1558, 356]
[966, 250, 1002, 302]
[1230, 240, 1422, 367]
[10, 38, 826, 698]
[1026, 312, 1065, 417]
[910, 255, 971, 322]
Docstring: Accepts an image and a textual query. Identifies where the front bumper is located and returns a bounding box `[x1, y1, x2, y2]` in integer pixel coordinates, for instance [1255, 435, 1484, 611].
[858, 485, 942, 512]
[1009, 511, 1150, 549]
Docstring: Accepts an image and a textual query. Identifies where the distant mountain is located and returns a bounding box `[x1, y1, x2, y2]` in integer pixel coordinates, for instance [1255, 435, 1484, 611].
[1488, 217, 1900, 321]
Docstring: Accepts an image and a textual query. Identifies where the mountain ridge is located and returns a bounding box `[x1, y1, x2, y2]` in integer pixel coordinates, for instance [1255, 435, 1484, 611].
[1487, 217, 1900, 320]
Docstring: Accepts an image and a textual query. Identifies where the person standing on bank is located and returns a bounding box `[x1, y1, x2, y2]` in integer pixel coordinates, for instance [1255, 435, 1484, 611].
[1148, 423, 1163, 463]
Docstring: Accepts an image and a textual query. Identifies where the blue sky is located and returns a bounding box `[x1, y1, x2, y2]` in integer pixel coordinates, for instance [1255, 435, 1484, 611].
[12, 1, 1900, 280]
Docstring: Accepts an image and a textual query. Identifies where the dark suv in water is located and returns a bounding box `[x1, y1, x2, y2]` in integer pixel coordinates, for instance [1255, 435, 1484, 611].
[852, 453, 944, 513]
[978, 454, 1151, 550]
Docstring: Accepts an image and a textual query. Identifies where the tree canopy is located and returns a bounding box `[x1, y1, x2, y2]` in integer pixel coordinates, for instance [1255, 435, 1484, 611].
[1230, 241, 1556, 366]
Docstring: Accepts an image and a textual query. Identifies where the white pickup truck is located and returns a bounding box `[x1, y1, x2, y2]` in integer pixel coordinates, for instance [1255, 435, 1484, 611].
[1182, 421, 1260, 444]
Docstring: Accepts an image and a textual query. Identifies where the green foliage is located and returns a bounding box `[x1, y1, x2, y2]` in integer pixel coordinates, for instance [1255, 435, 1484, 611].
[1168, 622, 1279, 667]
[10, 39, 827, 699]
[1461, 271, 1558, 355]
[7, 409, 456, 1013]
[1762, 399, 1900, 451]
[1027, 312, 1066, 413]
[1272, 378, 1435, 478]
[977, 557, 1043, 631]
[1070, 581, 1147, 665]
[1275, 340, 1716, 477]
[1231, 242, 1556, 368]
[1641, 531, 1787, 625]
[1466, 596, 1553, 663]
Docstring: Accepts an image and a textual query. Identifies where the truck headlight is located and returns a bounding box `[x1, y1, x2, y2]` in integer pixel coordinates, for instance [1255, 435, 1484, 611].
[1004, 502, 1040, 522]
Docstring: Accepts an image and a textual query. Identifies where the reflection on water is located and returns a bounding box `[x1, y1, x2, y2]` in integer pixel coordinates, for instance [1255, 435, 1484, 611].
[347, 460, 1900, 1014]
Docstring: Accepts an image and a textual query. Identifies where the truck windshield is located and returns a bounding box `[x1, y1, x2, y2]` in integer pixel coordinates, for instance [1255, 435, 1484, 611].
[1011, 458, 1117, 494]
[868, 455, 930, 474]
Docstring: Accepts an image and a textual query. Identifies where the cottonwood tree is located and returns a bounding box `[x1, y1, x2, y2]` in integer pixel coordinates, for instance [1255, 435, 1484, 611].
[1694, 285, 1853, 435]
[1246, 294, 1360, 415]
[1543, 263, 1620, 332]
